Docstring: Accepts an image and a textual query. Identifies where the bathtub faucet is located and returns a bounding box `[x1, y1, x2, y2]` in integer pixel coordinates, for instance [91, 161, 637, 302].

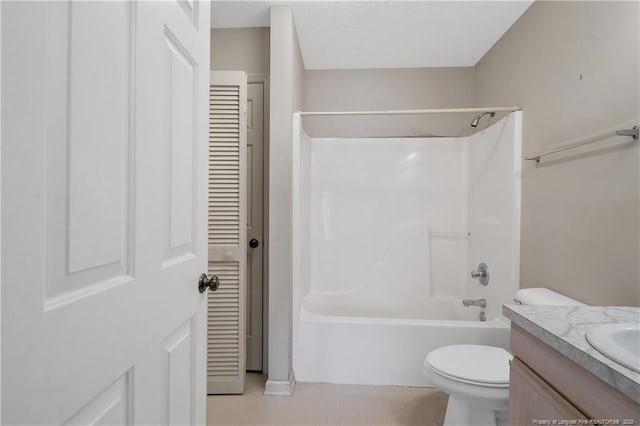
[462, 298, 486, 308]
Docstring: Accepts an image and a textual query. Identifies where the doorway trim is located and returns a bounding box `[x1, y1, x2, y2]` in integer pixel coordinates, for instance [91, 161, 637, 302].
[1, 3, 3, 415]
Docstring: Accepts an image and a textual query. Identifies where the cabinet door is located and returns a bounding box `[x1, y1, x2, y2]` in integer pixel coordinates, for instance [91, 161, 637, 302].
[509, 357, 587, 424]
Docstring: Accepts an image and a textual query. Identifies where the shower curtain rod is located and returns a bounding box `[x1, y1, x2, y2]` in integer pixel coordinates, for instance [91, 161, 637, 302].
[298, 106, 521, 116]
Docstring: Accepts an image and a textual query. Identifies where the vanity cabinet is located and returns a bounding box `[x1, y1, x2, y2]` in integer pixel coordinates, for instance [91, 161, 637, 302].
[508, 324, 639, 425]
[509, 357, 586, 422]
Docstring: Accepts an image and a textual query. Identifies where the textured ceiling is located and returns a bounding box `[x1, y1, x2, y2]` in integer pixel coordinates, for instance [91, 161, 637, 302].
[211, 1, 534, 70]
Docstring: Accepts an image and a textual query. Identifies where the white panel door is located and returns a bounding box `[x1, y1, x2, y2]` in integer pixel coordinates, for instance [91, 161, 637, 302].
[1, 1, 210, 424]
[246, 82, 264, 371]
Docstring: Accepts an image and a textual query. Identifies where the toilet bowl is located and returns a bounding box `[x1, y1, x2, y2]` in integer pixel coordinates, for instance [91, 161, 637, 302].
[425, 345, 512, 426]
[424, 288, 584, 426]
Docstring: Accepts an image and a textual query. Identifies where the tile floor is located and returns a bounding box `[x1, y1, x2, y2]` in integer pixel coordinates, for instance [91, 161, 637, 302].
[207, 373, 448, 426]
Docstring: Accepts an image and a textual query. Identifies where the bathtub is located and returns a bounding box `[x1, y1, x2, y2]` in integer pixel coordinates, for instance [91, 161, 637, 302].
[293, 294, 510, 387]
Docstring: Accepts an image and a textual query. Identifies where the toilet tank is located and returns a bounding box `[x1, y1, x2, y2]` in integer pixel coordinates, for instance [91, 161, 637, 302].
[514, 288, 586, 306]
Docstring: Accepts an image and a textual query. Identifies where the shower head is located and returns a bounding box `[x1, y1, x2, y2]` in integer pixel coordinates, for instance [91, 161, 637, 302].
[470, 112, 495, 128]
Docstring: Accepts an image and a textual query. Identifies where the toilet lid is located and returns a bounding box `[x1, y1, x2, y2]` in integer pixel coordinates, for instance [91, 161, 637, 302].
[426, 345, 512, 386]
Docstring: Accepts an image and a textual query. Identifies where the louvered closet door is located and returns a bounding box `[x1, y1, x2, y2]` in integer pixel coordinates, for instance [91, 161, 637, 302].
[208, 71, 247, 394]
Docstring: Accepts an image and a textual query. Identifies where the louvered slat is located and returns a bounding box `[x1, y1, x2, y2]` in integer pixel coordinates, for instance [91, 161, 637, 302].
[209, 85, 241, 247]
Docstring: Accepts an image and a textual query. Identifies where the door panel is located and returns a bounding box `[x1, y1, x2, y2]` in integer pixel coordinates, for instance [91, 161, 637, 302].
[163, 320, 195, 426]
[166, 30, 197, 261]
[44, 0, 134, 308]
[64, 372, 133, 426]
[246, 83, 264, 371]
[1, 1, 210, 424]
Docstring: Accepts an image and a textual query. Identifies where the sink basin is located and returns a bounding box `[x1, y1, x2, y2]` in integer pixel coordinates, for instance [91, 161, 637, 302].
[586, 323, 640, 373]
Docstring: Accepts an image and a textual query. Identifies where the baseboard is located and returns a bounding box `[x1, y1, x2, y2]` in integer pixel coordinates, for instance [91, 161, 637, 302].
[264, 371, 296, 397]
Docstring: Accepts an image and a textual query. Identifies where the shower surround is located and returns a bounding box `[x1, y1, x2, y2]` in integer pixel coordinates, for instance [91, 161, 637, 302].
[292, 112, 522, 386]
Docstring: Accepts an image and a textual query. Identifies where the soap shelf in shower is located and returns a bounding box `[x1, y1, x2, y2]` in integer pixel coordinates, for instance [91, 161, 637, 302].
[429, 231, 470, 239]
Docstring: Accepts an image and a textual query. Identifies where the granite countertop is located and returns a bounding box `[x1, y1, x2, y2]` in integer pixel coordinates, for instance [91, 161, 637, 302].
[503, 305, 640, 403]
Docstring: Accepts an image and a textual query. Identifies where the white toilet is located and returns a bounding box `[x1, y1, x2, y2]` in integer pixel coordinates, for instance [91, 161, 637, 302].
[424, 288, 585, 426]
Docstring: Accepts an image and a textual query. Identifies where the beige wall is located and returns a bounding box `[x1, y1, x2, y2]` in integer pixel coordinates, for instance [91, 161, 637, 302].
[475, 1, 640, 306]
[265, 6, 305, 394]
[303, 68, 475, 138]
[210, 27, 269, 74]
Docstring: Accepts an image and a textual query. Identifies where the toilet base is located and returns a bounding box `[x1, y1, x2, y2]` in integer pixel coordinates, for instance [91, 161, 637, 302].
[443, 397, 508, 426]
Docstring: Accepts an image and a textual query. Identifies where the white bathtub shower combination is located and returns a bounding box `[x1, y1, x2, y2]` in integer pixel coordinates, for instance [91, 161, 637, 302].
[292, 112, 522, 387]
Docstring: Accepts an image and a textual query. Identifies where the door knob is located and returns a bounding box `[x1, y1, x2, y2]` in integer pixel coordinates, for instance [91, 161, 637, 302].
[249, 238, 259, 248]
[199, 273, 220, 293]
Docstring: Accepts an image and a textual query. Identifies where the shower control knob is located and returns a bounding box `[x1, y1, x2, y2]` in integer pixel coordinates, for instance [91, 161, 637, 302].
[249, 239, 259, 248]
[470, 270, 485, 278]
[471, 263, 489, 286]
[198, 273, 220, 294]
